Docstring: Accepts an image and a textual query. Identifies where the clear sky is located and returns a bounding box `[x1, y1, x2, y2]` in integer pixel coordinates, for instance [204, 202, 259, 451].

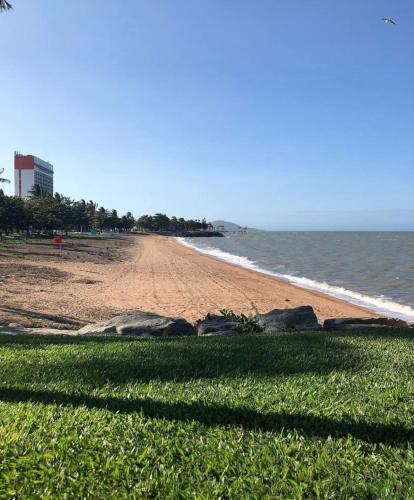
[1, 0, 413, 230]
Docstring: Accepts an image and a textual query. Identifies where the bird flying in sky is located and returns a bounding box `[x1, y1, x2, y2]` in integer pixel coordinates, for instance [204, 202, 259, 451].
[382, 18, 397, 25]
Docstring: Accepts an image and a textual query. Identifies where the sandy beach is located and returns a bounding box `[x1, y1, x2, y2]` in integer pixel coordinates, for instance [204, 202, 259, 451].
[0, 234, 376, 328]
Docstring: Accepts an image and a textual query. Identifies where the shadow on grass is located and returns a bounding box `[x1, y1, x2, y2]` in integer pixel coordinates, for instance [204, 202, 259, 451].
[341, 329, 414, 340]
[0, 330, 412, 383]
[0, 332, 366, 381]
[0, 306, 85, 326]
[0, 386, 412, 445]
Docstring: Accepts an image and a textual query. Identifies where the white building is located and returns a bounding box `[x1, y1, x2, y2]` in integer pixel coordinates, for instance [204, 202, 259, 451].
[14, 152, 54, 198]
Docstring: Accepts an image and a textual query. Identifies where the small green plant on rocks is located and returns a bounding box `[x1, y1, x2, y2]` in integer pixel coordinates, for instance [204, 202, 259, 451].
[217, 309, 263, 333]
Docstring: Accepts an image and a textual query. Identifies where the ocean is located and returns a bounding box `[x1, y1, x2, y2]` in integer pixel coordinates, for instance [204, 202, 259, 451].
[178, 231, 414, 322]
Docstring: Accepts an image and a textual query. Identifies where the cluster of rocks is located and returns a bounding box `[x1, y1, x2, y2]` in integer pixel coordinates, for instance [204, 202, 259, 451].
[322, 316, 409, 330]
[74, 306, 411, 337]
[2, 306, 411, 337]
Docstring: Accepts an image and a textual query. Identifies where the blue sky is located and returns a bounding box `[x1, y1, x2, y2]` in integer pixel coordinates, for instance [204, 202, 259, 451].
[1, 0, 413, 229]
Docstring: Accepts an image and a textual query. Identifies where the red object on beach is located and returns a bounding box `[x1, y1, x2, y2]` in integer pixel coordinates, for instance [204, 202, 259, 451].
[52, 235, 63, 245]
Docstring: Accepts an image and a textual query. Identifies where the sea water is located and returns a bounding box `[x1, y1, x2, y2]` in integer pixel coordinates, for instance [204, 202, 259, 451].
[178, 231, 414, 322]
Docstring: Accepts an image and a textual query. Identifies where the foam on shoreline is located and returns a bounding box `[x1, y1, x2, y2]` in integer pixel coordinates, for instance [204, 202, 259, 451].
[177, 237, 414, 322]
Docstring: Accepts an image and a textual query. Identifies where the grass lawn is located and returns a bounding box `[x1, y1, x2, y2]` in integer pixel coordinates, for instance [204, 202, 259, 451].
[0, 330, 413, 498]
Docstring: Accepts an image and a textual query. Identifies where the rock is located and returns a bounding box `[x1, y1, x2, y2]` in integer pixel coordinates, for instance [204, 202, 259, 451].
[325, 324, 387, 331]
[197, 316, 240, 336]
[323, 317, 409, 330]
[255, 306, 320, 332]
[202, 330, 239, 337]
[77, 311, 196, 337]
[0, 325, 78, 335]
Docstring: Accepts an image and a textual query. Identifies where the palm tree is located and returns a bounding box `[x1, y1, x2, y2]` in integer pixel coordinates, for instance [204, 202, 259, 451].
[0, 168, 11, 184]
[0, 1, 13, 12]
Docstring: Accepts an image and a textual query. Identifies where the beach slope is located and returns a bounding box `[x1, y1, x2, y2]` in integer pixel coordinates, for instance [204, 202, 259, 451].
[121, 235, 375, 322]
[0, 234, 375, 327]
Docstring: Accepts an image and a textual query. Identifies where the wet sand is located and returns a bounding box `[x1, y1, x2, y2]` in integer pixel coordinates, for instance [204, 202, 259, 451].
[0, 234, 375, 327]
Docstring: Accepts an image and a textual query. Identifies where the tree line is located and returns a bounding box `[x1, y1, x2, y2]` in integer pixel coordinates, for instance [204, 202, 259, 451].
[0, 1, 12, 12]
[0, 187, 209, 239]
[136, 214, 208, 232]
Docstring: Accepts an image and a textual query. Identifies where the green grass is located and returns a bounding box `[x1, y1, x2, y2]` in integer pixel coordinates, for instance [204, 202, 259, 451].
[0, 331, 413, 498]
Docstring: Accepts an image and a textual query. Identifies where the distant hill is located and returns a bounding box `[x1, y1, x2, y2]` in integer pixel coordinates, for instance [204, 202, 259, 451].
[211, 220, 247, 232]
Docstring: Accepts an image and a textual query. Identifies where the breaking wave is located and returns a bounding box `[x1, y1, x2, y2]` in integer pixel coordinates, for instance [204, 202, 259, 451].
[177, 237, 414, 322]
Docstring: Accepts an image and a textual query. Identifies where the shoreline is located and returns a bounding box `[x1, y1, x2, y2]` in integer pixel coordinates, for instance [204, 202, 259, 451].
[176, 237, 414, 322]
[0, 234, 380, 327]
[168, 236, 377, 321]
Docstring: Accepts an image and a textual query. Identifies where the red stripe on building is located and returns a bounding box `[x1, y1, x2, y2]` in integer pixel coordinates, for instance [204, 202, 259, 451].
[15, 155, 35, 170]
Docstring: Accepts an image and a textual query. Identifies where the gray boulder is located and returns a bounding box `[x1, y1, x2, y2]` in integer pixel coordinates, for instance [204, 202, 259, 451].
[0, 325, 77, 336]
[202, 330, 239, 337]
[77, 311, 196, 337]
[323, 317, 409, 330]
[255, 306, 320, 332]
[197, 316, 240, 336]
